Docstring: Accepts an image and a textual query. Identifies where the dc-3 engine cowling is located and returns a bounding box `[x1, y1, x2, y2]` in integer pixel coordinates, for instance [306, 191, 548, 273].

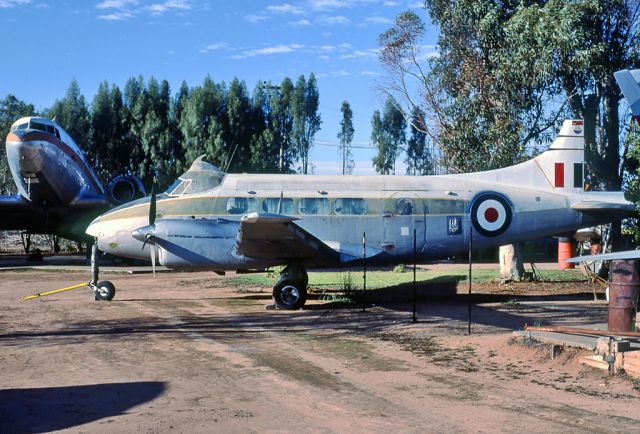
[106, 175, 146, 206]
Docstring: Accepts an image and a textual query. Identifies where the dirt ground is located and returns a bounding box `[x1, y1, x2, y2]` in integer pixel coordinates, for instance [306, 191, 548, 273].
[2, 268, 640, 433]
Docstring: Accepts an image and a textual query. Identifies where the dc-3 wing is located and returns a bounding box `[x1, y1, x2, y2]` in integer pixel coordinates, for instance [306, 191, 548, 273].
[235, 212, 382, 266]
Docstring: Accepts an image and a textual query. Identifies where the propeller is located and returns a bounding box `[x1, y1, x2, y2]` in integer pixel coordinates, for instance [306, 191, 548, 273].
[132, 181, 158, 277]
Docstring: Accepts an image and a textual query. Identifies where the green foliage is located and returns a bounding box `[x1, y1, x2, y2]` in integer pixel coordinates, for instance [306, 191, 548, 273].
[372, 97, 406, 174]
[393, 264, 407, 273]
[292, 73, 322, 174]
[379, 1, 640, 182]
[405, 107, 435, 175]
[337, 100, 355, 175]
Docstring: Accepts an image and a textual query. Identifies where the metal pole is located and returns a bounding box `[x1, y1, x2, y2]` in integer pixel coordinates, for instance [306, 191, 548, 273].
[468, 225, 473, 335]
[362, 231, 366, 313]
[412, 228, 417, 323]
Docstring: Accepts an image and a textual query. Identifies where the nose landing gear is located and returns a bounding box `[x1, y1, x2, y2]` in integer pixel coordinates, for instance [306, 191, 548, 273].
[89, 241, 116, 301]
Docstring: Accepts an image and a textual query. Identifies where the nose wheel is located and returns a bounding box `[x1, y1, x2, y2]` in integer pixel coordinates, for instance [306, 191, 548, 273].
[272, 263, 308, 310]
[89, 240, 116, 301]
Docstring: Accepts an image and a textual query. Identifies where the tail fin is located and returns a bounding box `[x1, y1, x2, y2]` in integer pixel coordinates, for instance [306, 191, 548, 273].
[614, 69, 640, 125]
[471, 119, 585, 192]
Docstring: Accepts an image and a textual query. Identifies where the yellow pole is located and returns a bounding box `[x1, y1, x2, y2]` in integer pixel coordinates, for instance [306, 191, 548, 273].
[22, 282, 88, 301]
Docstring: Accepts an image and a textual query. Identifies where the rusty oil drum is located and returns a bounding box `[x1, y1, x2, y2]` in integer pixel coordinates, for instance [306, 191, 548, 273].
[608, 260, 640, 333]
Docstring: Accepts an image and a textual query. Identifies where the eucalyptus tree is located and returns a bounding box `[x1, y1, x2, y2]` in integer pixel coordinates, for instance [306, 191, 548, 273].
[292, 74, 321, 174]
[0, 95, 35, 194]
[337, 100, 355, 175]
[372, 97, 406, 175]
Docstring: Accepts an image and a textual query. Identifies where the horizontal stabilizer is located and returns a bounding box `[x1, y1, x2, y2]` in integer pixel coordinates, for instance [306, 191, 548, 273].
[236, 212, 340, 266]
[566, 250, 640, 263]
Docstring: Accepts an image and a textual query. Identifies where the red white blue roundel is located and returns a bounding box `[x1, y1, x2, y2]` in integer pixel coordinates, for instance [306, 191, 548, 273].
[470, 193, 512, 237]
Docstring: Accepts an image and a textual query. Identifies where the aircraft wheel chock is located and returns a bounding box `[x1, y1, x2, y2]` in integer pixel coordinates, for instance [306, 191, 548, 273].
[95, 281, 116, 301]
[273, 279, 307, 310]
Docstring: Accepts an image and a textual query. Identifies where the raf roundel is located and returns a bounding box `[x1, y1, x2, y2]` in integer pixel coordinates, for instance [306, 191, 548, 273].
[470, 193, 512, 237]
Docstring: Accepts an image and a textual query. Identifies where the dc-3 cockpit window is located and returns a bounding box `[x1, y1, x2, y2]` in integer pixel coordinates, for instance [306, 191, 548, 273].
[299, 198, 330, 215]
[29, 121, 48, 132]
[10, 123, 28, 132]
[227, 197, 259, 214]
[335, 198, 366, 215]
[262, 197, 295, 215]
[164, 155, 225, 197]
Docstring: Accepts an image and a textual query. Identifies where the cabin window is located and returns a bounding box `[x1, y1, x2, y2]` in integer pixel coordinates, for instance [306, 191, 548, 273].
[299, 198, 330, 215]
[29, 121, 47, 132]
[54, 128, 61, 140]
[262, 197, 294, 215]
[426, 199, 464, 214]
[226, 197, 259, 214]
[335, 198, 366, 215]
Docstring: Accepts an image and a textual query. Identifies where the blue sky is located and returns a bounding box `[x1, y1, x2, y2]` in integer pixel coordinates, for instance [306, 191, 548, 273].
[0, 0, 437, 174]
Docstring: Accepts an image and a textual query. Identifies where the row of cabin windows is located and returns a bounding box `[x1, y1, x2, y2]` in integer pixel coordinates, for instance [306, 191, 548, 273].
[11, 121, 61, 140]
[225, 197, 463, 216]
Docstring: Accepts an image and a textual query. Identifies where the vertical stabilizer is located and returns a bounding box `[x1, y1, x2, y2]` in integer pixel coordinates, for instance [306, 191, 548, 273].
[470, 119, 585, 192]
[532, 119, 585, 192]
[614, 69, 640, 124]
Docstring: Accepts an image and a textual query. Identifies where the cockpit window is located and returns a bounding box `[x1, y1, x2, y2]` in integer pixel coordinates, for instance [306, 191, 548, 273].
[29, 121, 48, 132]
[10, 123, 28, 132]
[167, 179, 191, 196]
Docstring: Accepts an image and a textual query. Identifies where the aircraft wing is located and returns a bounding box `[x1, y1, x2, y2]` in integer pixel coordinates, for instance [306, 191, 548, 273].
[0, 194, 38, 229]
[571, 192, 636, 217]
[566, 250, 640, 263]
[235, 213, 342, 266]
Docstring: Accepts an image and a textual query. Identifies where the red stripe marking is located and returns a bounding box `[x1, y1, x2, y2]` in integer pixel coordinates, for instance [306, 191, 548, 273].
[555, 162, 565, 188]
[635, 115, 640, 126]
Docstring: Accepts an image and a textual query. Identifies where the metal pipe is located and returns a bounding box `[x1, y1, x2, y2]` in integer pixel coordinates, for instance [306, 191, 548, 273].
[524, 325, 640, 338]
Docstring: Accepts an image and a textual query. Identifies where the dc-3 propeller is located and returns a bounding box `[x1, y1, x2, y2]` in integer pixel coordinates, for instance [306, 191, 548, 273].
[131, 182, 158, 277]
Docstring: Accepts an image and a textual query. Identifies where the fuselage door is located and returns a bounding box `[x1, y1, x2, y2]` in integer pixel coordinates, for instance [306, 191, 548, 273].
[382, 192, 425, 256]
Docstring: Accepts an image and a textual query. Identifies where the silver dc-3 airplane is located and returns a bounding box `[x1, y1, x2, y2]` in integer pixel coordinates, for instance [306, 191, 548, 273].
[86, 118, 634, 308]
[1, 117, 145, 245]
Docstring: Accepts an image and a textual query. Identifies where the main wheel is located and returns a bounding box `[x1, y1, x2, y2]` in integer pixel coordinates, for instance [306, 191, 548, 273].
[273, 279, 307, 310]
[95, 281, 116, 301]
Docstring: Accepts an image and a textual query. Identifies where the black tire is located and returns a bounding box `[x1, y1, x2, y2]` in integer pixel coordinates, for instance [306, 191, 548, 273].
[273, 279, 307, 310]
[95, 281, 116, 301]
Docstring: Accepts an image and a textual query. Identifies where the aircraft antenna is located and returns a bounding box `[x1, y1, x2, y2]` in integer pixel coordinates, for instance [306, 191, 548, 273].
[224, 144, 239, 173]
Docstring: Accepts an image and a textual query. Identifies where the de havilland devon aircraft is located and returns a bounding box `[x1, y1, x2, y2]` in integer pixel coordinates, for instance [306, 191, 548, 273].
[86, 118, 635, 308]
[1, 117, 145, 246]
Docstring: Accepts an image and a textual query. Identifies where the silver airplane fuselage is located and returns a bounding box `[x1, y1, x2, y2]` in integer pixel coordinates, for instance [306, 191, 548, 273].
[86, 120, 634, 272]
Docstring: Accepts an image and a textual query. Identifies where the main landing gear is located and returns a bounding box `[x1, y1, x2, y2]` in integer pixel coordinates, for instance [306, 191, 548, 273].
[272, 263, 308, 310]
[89, 241, 116, 301]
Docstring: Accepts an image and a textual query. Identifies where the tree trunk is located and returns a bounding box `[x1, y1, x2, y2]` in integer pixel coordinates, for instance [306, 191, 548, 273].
[499, 244, 525, 281]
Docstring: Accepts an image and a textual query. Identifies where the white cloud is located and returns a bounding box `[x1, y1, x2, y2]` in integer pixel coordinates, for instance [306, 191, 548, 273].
[200, 42, 228, 53]
[35, 2, 49, 8]
[96, 0, 137, 9]
[317, 70, 351, 78]
[383, 0, 400, 5]
[267, 3, 305, 14]
[316, 15, 349, 25]
[309, 0, 351, 11]
[245, 14, 267, 23]
[98, 11, 134, 20]
[289, 18, 310, 26]
[408, 1, 424, 8]
[339, 48, 378, 60]
[146, 0, 191, 15]
[363, 16, 392, 25]
[360, 70, 380, 76]
[231, 44, 304, 60]
[0, 0, 31, 7]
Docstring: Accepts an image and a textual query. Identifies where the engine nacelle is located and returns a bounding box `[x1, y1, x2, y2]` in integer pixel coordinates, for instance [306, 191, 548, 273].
[106, 175, 146, 206]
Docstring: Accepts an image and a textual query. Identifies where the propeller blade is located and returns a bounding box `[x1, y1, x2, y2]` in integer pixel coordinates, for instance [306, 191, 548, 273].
[149, 181, 156, 226]
[150, 244, 156, 278]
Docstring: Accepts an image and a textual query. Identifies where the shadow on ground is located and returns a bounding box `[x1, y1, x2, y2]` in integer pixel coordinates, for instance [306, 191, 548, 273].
[0, 382, 166, 433]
